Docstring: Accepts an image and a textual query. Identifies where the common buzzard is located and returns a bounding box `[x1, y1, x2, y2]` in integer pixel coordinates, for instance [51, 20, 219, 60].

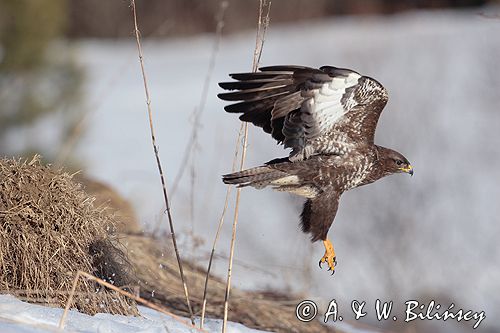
[219, 65, 412, 274]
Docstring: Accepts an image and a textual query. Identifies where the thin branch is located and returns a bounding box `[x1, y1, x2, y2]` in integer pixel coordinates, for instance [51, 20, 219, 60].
[221, 1, 271, 333]
[200, 123, 244, 329]
[130, 0, 194, 324]
[169, 0, 229, 198]
[55, 17, 174, 168]
[221, 125, 248, 333]
[58, 271, 81, 328]
[478, 12, 500, 19]
[154, 0, 229, 235]
[189, 156, 196, 251]
[59, 271, 207, 332]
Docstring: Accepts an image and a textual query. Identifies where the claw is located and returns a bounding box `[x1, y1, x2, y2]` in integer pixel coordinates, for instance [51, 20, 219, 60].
[319, 239, 337, 276]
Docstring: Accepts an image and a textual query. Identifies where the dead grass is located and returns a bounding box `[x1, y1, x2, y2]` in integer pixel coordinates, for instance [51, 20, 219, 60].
[123, 233, 337, 333]
[75, 174, 142, 234]
[0, 155, 336, 331]
[0, 156, 137, 316]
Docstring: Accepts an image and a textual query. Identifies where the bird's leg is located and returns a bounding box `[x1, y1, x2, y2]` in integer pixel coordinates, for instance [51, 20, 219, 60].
[319, 239, 337, 275]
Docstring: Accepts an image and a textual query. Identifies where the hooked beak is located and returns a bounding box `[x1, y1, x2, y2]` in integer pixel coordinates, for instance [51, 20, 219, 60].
[400, 164, 414, 176]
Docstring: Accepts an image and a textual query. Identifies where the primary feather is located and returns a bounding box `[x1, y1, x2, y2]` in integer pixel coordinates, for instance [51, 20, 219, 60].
[218, 65, 388, 161]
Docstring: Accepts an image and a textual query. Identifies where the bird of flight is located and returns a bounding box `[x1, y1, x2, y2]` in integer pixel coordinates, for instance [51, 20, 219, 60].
[218, 65, 413, 275]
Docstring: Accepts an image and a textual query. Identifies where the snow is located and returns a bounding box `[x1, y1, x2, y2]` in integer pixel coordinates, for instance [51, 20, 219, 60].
[0, 295, 265, 333]
[4, 6, 500, 333]
[74, 8, 500, 331]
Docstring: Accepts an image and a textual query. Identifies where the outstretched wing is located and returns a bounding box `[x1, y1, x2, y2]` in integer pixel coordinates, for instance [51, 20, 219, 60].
[218, 65, 388, 159]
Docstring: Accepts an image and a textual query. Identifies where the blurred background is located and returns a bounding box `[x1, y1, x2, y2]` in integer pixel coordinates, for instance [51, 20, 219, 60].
[1, 0, 499, 332]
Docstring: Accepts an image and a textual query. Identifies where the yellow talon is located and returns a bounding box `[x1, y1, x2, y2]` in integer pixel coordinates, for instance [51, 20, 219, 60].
[319, 239, 337, 275]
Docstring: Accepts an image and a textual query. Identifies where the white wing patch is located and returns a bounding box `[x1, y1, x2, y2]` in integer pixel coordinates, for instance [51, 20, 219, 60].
[303, 72, 361, 135]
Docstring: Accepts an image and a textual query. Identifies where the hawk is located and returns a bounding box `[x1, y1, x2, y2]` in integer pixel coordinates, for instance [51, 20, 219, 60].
[218, 65, 413, 274]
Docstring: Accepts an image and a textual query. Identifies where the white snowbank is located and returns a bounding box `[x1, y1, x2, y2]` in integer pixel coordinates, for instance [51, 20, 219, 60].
[0, 295, 265, 333]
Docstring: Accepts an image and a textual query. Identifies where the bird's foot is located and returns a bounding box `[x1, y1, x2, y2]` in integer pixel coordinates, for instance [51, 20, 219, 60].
[319, 239, 337, 275]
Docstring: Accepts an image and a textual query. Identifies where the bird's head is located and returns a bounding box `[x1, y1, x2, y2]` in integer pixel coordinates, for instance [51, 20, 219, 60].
[376, 147, 413, 176]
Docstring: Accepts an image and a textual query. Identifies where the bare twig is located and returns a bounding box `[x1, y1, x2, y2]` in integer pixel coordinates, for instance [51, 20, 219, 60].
[221, 1, 271, 333]
[189, 157, 196, 250]
[54, 62, 127, 168]
[200, 123, 244, 329]
[478, 12, 500, 19]
[170, 0, 228, 197]
[58, 271, 81, 328]
[54, 18, 174, 168]
[130, 0, 194, 324]
[59, 271, 207, 332]
[153, 0, 229, 235]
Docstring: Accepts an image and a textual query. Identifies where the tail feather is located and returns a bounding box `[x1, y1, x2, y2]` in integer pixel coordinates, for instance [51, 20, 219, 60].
[222, 166, 287, 189]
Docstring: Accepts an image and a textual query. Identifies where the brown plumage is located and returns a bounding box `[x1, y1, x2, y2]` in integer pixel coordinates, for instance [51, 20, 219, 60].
[219, 65, 413, 274]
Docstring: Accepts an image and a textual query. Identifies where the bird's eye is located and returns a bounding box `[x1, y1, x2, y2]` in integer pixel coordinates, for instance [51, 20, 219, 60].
[396, 160, 403, 166]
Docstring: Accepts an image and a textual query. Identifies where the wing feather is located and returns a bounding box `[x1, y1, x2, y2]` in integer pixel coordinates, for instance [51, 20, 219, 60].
[219, 78, 294, 90]
[229, 72, 291, 80]
[218, 86, 291, 101]
[218, 65, 388, 160]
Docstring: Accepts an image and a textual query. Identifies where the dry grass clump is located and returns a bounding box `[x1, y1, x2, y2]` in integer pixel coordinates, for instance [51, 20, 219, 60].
[74, 174, 142, 234]
[0, 156, 137, 316]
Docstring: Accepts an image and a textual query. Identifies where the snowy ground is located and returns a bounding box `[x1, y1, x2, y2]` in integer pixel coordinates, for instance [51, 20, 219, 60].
[6, 6, 500, 333]
[0, 295, 265, 333]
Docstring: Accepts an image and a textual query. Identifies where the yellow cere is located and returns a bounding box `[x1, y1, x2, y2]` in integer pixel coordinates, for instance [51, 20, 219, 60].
[400, 164, 413, 173]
